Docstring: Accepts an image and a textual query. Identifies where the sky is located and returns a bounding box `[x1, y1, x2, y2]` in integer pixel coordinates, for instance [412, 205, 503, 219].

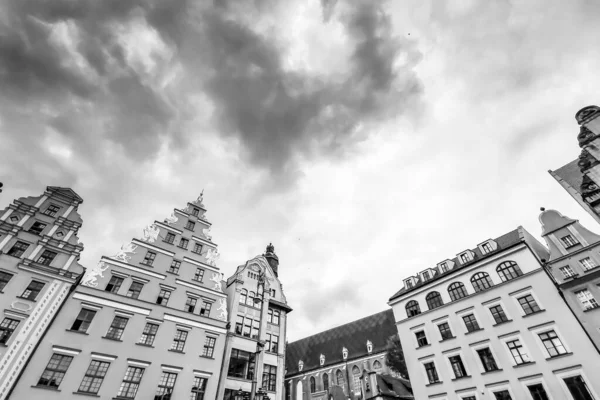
[1, 0, 600, 342]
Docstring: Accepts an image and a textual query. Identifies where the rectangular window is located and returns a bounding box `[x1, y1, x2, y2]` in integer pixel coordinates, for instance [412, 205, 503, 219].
[0, 318, 20, 344]
[78, 360, 110, 394]
[539, 330, 567, 357]
[424, 362, 439, 383]
[462, 314, 480, 332]
[106, 316, 128, 340]
[440, 262, 449, 272]
[141, 251, 156, 266]
[489, 305, 509, 324]
[70, 308, 96, 333]
[193, 242, 203, 254]
[271, 309, 280, 325]
[506, 339, 529, 364]
[460, 253, 469, 263]
[21, 280, 45, 300]
[448, 355, 467, 378]
[243, 317, 252, 337]
[126, 281, 144, 299]
[405, 280, 413, 288]
[193, 268, 204, 282]
[6, 241, 29, 258]
[580, 257, 596, 271]
[43, 204, 61, 217]
[28, 221, 47, 235]
[0, 271, 13, 291]
[518, 295, 541, 315]
[560, 265, 576, 278]
[227, 349, 256, 380]
[37, 250, 57, 266]
[561, 235, 579, 248]
[235, 315, 244, 335]
[185, 297, 197, 313]
[200, 301, 212, 317]
[139, 323, 159, 346]
[190, 376, 207, 400]
[191, 208, 200, 217]
[168, 260, 181, 274]
[477, 347, 499, 372]
[527, 384, 550, 400]
[576, 289, 599, 310]
[251, 320, 260, 339]
[270, 334, 279, 353]
[415, 331, 428, 347]
[438, 323, 453, 340]
[267, 309, 273, 324]
[155, 371, 178, 399]
[105, 276, 124, 293]
[481, 242, 493, 254]
[563, 375, 595, 400]
[262, 364, 277, 392]
[171, 329, 188, 352]
[186, 220, 195, 230]
[422, 271, 430, 281]
[165, 232, 176, 244]
[179, 238, 189, 249]
[117, 366, 145, 399]
[156, 289, 172, 306]
[37, 353, 73, 388]
[493, 390, 512, 400]
[202, 336, 216, 358]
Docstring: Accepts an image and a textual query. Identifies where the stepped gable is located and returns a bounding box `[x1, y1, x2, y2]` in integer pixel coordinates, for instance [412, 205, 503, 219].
[285, 309, 396, 375]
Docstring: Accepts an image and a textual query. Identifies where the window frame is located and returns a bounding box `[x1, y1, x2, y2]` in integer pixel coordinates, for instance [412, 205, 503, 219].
[185, 296, 198, 313]
[36, 249, 58, 266]
[415, 330, 429, 348]
[448, 282, 469, 301]
[530, 325, 570, 359]
[6, 240, 30, 258]
[117, 366, 145, 399]
[28, 221, 47, 235]
[470, 342, 501, 373]
[519, 375, 554, 400]
[487, 302, 511, 325]
[193, 268, 205, 282]
[420, 358, 441, 384]
[105, 275, 124, 293]
[560, 234, 579, 248]
[77, 359, 111, 394]
[511, 289, 544, 316]
[105, 316, 129, 340]
[202, 336, 216, 358]
[471, 272, 494, 293]
[155, 371, 178, 399]
[164, 232, 176, 244]
[436, 320, 454, 341]
[43, 204, 61, 217]
[191, 376, 207, 400]
[499, 333, 532, 366]
[426, 291, 444, 310]
[554, 367, 599, 400]
[560, 265, 576, 279]
[70, 308, 97, 333]
[138, 322, 159, 346]
[579, 257, 596, 271]
[178, 238, 189, 249]
[21, 280, 45, 300]
[263, 364, 277, 392]
[445, 349, 470, 379]
[168, 260, 181, 274]
[37, 353, 74, 388]
[171, 329, 188, 352]
[200, 301, 212, 317]
[496, 261, 523, 282]
[192, 242, 203, 254]
[487, 383, 516, 400]
[575, 288, 600, 311]
[406, 300, 421, 317]
[0, 271, 13, 292]
[461, 313, 481, 333]
[185, 220, 196, 231]
[156, 288, 172, 306]
[0, 317, 20, 344]
[141, 251, 157, 266]
[126, 281, 144, 299]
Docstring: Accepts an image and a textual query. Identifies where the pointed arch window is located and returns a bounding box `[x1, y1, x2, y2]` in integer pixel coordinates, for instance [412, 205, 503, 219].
[309, 376, 316, 393]
[425, 291, 444, 310]
[471, 272, 493, 292]
[496, 261, 523, 282]
[323, 373, 329, 391]
[448, 282, 468, 301]
[336, 369, 345, 390]
[239, 289, 247, 304]
[373, 360, 382, 372]
[405, 300, 421, 317]
[352, 366, 361, 391]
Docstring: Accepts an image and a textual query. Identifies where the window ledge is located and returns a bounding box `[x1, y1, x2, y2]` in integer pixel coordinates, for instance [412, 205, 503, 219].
[138, 263, 154, 268]
[66, 329, 89, 335]
[31, 385, 60, 392]
[584, 306, 600, 313]
[584, 265, 600, 274]
[192, 279, 204, 283]
[168, 349, 185, 354]
[226, 376, 253, 383]
[465, 328, 484, 335]
[451, 375, 472, 382]
[493, 319, 513, 327]
[73, 391, 100, 397]
[162, 240, 175, 246]
[482, 368, 503, 375]
[513, 361, 536, 369]
[522, 310, 546, 318]
[101, 336, 123, 342]
[417, 344, 431, 349]
[425, 381, 443, 387]
[199, 355, 215, 359]
[136, 343, 154, 348]
[166, 271, 179, 276]
[439, 336, 457, 342]
[546, 352, 573, 361]
[184, 227, 194, 231]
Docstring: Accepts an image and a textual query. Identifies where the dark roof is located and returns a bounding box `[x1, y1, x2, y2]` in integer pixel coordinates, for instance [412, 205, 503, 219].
[550, 160, 583, 193]
[375, 374, 413, 399]
[285, 309, 396, 376]
[389, 227, 529, 302]
[269, 298, 293, 313]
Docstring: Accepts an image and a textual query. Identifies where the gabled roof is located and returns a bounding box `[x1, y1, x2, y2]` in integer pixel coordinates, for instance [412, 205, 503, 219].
[47, 186, 84, 203]
[285, 309, 396, 376]
[550, 160, 584, 194]
[374, 374, 413, 399]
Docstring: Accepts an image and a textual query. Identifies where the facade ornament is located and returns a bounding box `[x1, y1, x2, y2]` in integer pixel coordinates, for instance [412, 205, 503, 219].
[205, 247, 220, 266]
[81, 261, 110, 287]
[200, 211, 209, 222]
[366, 340, 373, 354]
[320, 354, 325, 366]
[141, 224, 160, 243]
[342, 347, 348, 360]
[164, 212, 178, 225]
[193, 189, 205, 206]
[298, 360, 304, 372]
[217, 298, 228, 321]
[578, 125, 598, 148]
[576, 105, 600, 125]
[202, 227, 212, 241]
[211, 273, 223, 292]
[113, 242, 138, 263]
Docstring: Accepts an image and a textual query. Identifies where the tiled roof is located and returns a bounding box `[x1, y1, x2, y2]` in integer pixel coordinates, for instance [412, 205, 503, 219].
[375, 374, 414, 399]
[550, 159, 583, 193]
[285, 309, 397, 376]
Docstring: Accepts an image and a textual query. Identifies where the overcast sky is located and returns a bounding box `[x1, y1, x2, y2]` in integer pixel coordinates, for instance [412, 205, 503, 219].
[1, 0, 600, 342]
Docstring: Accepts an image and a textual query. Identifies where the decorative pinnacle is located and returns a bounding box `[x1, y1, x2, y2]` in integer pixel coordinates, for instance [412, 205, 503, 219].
[266, 242, 275, 254]
[540, 207, 546, 212]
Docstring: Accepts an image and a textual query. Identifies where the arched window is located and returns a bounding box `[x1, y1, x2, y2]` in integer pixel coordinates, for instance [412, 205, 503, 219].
[309, 376, 316, 393]
[448, 282, 468, 301]
[323, 373, 329, 391]
[496, 261, 523, 282]
[373, 360, 382, 372]
[296, 381, 303, 399]
[239, 289, 247, 304]
[247, 291, 255, 306]
[471, 272, 493, 292]
[336, 369, 345, 390]
[406, 300, 421, 317]
[352, 366, 361, 391]
[426, 291, 444, 310]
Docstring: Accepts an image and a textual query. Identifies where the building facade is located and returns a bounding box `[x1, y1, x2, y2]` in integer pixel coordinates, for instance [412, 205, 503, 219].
[539, 208, 600, 352]
[389, 226, 600, 400]
[285, 309, 412, 400]
[0, 186, 85, 400]
[217, 244, 292, 400]
[8, 193, 229, 399]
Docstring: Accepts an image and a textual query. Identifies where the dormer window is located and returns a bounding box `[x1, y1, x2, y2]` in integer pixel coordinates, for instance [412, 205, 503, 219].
[405, 279, 413, 288]
[561, 235, 579, 248]
[460, 254, 468, 263]
[439, 262, 449, 273]
[422, 271, 431, 281]
[481, 242, 492, 254]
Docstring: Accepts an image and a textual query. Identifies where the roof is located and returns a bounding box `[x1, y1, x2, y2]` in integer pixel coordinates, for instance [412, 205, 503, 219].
[285, 309, 397, 376]
[374, 374, 413, 399]
[269, 298, 293, 313]
[550, 160, 583, 194]
[47, 186, 84, 203]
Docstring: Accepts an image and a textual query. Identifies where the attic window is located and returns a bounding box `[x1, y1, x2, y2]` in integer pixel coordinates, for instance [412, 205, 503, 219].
[404, 280, 413, 288]
[459, 252, 473, 264]
[439, 262, 449, 272]
[481, 242, 493, 254]
[422, 271, 431, 281]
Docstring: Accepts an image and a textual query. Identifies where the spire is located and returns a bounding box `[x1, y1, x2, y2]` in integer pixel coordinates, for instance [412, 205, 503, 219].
[264, 242, 280, 277]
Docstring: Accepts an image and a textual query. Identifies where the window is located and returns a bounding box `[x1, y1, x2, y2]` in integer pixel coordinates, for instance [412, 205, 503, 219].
[440, 262, 449, 272]
[263, 365, 277, 392]
[235, 315, 244, 335]
[561, 235, 579, 248]
[247, 291, 256, 306]
[202, 336, 216, 357]
[37, 250, 57, 266]
[193, 242, 203, 254]
[323, 373, 329, 391]
[200, 301, 212, 317]
[106, 316, 128, 340]
[415, 330, 428, 347]
[426, 291, 444, 310]
[563, 375, 595, 400]
[406, 300, 421, 317]
[70, 308, 96, 333]
[580, 257, 596, 271]
[141, 251, 156, 266]
[463, 397, 476, 400]
[517, 294, 541, 315]
[193, 268, 204, 282]
[78, 360, 110, 394]
[171, 329, 188, 352]
[561, 265, 576, 278]
[266, 334, 279, 353]
[460, 253, 469, 263]
[117, 366, 145, 398]
[185, 296, 197, 313]
[251, 320, 260, 339]
[336, 370, 345, 390]
[191, 208, 200, 217]
[179, 238, 189, 249]
[506, 339, 529, 364]
[449, 355, 467, 378]
[576, 289, 599, 310]
[471, 272, 493, 292]
[527, 384, 550, 400]
[405, 280, 413, 288]
[156, 289, 172, 306]
[139, 323, 159, 346]
[539, 330, 567, 357]
[352, 366, 361, 390]
[37, 353, 73, 388]
[309, 376, 316, 393]
[481, 242, 493, 254]
[239, 289, 247, 304]
[497, 261, 522, 282]
[186, 220, 195, 230]
[43, 204, 61, 217]
[373, 361, 382, 372]
[0, 318, 20, 344]
[448, 282, 468, 301]
[0, 271, 13, 291]
[462, 314, 480, 332]
[477, 347, 498, 372]
[438, 322, 453, 340]
[190, 376, 207, 400]
[227, 349, 255, 380]
[155, 371, 177, 400]
[21, 280, 44, 300]
[422, 271, 431, 281]
[489, 305, 509, 324]
[424, 362, 439, 383]
[28, 221, 47, 235]
[242, 317, 252, 337]
[7, 241, 29, 257]
[165, 232, 176, 244]
[105, 276, 123, 293]
[493, 390, 512, 400]
[168, 260, 181, 274]
[267, 308, 280, 325]
[126, 281, 144, 299]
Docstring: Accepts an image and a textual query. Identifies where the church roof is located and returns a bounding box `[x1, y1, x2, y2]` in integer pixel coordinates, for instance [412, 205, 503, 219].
[285, 309, 396, 376]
